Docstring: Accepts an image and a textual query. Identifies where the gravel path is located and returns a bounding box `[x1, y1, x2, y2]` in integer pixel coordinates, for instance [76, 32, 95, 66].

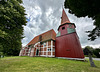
[85, 57, 100, 61]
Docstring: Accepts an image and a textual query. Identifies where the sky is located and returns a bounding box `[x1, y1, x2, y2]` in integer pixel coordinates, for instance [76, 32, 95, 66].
[21, 0, 100, 48]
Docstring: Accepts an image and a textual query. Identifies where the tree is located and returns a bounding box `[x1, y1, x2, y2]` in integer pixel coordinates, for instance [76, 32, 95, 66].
[93, 48, 100, 58]
[83, 46, 96, 67]
[64, 0, 100, 41]
[0, 0, 27, 56]
[83, 46, 94, 55]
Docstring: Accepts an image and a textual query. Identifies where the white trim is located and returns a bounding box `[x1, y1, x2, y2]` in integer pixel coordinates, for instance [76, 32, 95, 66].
[40, 55, 46, 56]
[39, 51, 55, 52]
[40, 55, 55, 57]
[47, 55, 55, 57]
[39, 55, 55, 57]
[39, 46, 55, 48]
[48, 46, 55, 47]
[33, 48, 34, 56]
[46, 41, 48, 57]
[28, 48, 31, 56]
[34, 42, 40, 48]
[57, 57, 85, 61]
[43, 43, 44, 55]
[51, 40, 53, 57]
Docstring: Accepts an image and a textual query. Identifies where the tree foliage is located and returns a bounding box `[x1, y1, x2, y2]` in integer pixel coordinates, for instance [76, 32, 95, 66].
[83, 46, 96, 67]
[0, 0, 27, 56]
[83, 46, 100, 58]
[64, 0, 100, 41]
[83, 46, 93, 55]
[93, 48, 100, 58]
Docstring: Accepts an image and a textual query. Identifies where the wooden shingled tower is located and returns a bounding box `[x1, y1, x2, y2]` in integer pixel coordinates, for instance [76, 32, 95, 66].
[55, 9, 84, 59]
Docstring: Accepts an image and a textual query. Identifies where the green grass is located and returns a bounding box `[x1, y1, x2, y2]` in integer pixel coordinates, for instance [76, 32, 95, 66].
[0, 56, 100, 72]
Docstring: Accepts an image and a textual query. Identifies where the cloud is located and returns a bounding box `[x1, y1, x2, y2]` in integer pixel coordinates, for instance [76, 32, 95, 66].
[22, 0, 100, 48]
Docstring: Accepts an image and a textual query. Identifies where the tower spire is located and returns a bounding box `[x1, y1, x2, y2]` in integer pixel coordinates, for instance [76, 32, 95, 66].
[61, 9, 70, 25]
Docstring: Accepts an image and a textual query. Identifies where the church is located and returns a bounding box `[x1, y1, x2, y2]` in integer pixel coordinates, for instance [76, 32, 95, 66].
[19, 9, 84, 59]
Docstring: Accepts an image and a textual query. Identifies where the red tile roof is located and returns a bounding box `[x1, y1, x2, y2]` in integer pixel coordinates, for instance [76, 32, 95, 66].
[61, 9, 71, 25]
[27, 29, 56, 45]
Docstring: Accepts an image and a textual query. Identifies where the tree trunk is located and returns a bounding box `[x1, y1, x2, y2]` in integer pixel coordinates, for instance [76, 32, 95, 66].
[88, 53, 96, 67]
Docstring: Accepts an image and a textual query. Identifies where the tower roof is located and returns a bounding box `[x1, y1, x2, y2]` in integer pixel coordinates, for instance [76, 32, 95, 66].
[61, 9, 71, 25]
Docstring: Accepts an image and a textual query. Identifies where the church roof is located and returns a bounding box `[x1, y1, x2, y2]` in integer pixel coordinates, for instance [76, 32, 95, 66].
[61, 9, 71, 25]
[27, 29, 56, 45]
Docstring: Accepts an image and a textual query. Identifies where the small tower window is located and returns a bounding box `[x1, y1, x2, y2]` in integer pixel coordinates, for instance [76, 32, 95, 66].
[62, 27, 65, 30]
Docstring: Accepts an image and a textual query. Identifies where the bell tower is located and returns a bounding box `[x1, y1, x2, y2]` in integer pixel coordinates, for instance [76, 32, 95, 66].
[55, 9, 84, 59]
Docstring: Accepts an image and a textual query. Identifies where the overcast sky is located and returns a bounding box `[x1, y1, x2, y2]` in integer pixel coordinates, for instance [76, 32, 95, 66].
[22, 0, 100, 48]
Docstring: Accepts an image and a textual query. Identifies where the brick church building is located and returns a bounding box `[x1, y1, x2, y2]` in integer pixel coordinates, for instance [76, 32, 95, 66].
[19, 9, 84, 59]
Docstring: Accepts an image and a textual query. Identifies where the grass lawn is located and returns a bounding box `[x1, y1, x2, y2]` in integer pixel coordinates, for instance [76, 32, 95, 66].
[0, 56, 100, 72]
